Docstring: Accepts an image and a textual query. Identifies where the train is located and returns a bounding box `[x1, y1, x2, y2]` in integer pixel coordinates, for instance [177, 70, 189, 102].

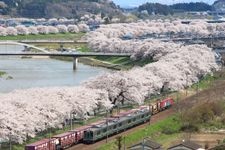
[25, 98, 174, 150]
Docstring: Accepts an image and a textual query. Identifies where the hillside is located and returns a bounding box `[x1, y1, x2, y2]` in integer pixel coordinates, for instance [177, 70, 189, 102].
[213, 0, 225, 13]
[0, 0, 122, 18]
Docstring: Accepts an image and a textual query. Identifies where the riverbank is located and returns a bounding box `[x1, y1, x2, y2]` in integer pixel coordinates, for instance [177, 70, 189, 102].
[50, 56, 153, 70]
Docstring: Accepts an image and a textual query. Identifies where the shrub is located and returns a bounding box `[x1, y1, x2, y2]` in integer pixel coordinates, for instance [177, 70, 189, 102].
[180, 124, 199, 132]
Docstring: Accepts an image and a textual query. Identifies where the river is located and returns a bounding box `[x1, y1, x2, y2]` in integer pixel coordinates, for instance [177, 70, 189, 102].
[0, 45, 109, 93]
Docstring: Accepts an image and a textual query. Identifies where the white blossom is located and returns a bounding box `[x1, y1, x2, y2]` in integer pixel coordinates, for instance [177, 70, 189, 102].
[48, 26, 59, 34]
[67, 25, 79, 33]
[37, 25, 49, 34]
[28, 26, 38, 35]
[6, 27, 17, 36]
[0, 26, 6, 36]
[16, 25, 29, 35]
[56, 25, 67, 33]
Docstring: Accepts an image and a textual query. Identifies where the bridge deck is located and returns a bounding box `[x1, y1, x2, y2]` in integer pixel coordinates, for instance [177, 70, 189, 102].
[0, 52, 132, 57]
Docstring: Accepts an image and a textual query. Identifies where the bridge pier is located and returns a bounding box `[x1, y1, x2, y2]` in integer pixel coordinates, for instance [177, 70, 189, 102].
[23, 46, 29, 52]
[73, 57, 78, 70]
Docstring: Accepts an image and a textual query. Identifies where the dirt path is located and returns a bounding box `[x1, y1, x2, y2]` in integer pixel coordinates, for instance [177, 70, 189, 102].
[68, 108, 175, 150]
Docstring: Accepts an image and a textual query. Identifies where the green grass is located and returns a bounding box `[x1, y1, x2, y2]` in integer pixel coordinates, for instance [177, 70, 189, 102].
[98, 115, 182, 150]
[0, 71, 6, 77]
[93, 56, 153, 70]
[0, 33, 85, 41]
[191, 74, 216, 90]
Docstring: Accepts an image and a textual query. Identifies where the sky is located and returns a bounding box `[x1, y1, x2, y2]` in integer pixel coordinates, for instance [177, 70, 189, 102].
[112, 0, 216, 8]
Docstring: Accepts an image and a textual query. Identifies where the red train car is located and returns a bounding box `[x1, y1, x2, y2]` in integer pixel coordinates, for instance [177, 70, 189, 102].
[52, 132, 76, 149]
[150, 98, 174, 114]
[70, 125, 91, 142]
[160, 98, 174, 110]
[25, 138, 58, 150]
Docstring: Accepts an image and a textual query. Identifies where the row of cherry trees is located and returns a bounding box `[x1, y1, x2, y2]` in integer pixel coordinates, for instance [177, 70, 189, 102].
[86, 20, 225, 40]
[0, 87, 112, 143]
[0, 24, 90, 36]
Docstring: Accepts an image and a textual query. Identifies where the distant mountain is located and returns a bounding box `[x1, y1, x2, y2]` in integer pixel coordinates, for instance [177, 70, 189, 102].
[138, 3, 173, 15]
[171, 2, 212, 12]
[213, 0, 225, 12]
[0, 0, 123, 18]
[137, 2, 212, 16]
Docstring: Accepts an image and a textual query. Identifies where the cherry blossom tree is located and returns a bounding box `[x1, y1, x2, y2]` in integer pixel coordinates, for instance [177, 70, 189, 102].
[28, 26, 38, 35]
[56, 25, 68, 33]
[78, 23, 90, 32]
[67, 25, 79, 33]
[16, 25, 29, 35]
[48, 26, 59, 34]
[37, 25, 49, 34]
[0, 26, 6, 36]
[6, 27, 17, 36]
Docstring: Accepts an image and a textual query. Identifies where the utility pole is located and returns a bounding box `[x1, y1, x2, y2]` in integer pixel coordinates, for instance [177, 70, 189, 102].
[70, 112, 73, 130]
[186, 74, 189, 96]
[124, 136, 126, 150]
[106, 110, 108, 143]
[196, 80, 199, 103]
[9, 131, 12, 150]
[148, 103, 151, 125]
[49, 126, 51, 150]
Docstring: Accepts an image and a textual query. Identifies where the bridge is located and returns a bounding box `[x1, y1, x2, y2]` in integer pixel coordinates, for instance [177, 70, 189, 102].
[0, 52, 131, 70]
[0, 41, 131, 70]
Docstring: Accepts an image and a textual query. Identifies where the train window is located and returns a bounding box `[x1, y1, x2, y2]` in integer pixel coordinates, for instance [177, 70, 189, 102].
[103, 128, 107, 132]
[133, 118, 136, 121]
[119, 123, 122, 126]
[97, 131, 100, 135]
[90, 131, 93, 137]
[113, 125, 117, 129]
[128, 119, 131, 123]
[141, 115, 145, 118]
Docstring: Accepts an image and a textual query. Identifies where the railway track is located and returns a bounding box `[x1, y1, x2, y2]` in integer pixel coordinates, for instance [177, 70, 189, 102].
[68, 108, 175, 150]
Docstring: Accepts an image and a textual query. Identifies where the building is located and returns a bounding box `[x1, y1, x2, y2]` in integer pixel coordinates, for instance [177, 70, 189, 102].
[128, 139, 163, 150]
[168, 141, 203, 150]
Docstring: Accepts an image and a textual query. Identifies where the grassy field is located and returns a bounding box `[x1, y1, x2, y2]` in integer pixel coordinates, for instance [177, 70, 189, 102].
[0, 33, 85, 41]
[97, 115, 182, 150]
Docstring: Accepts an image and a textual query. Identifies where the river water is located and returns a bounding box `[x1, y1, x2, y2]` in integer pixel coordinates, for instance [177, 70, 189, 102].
[0, 45, 108, 93]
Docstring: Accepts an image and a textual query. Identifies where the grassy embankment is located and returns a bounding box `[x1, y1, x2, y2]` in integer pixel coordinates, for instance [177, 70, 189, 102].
[98, 115, 182, 150]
